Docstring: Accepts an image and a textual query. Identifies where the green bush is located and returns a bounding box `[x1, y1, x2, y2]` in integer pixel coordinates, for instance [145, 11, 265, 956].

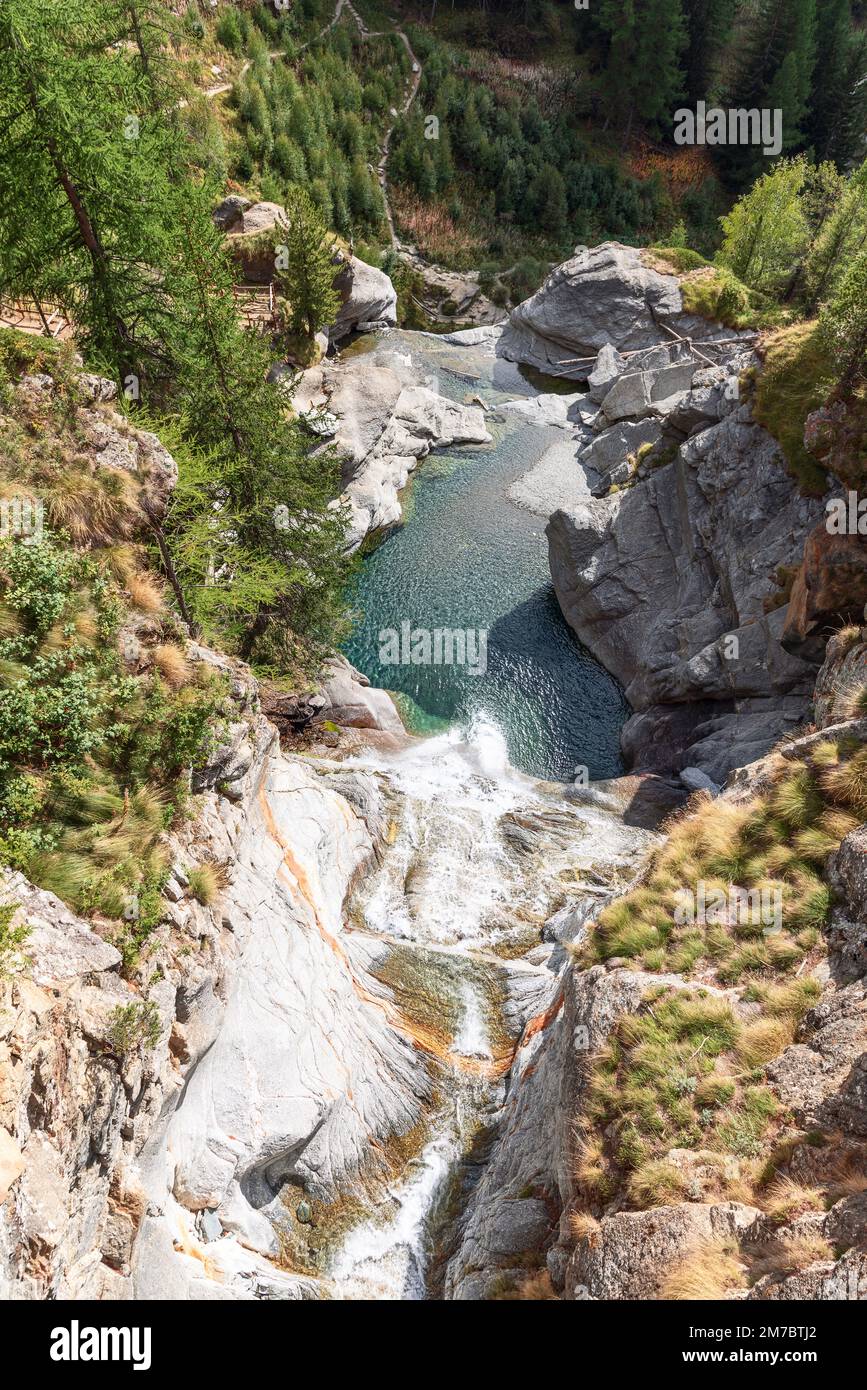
[0, 532, 227, 928]
[108, 1000, 161, 1055]
[0, 900, 29, 977]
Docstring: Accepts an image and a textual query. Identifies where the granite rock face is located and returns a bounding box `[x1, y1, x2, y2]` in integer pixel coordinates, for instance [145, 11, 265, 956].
[499, 243, 752, 380]
[297, 345, 490, 549]
[547, 396, 826, 782]
[0, 675, 432, 1302]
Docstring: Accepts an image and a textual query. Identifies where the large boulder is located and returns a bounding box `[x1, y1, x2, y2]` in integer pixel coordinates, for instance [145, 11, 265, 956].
[262, 656, 404, 736]
[330, 252, 397, 342]
[566, 1201, 762, 1301]
[499, 243, 750, 380]
[224, 200, 289, 281]
[212, 194, 251, 232]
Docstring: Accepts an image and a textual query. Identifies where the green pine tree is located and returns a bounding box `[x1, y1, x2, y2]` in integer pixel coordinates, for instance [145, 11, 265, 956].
[722, 0, 817, 183]
[276, 187, 341, 341]
[162, 192, 351, 667]
[802, 159, 867, 312]
[0, 0, 177, 387]
[598, 0, 687, 138]
[683, 0, 734, 103]
[819, 247, 867, 391]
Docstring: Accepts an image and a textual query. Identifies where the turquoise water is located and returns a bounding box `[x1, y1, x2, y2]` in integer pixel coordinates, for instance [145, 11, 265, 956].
[342, 334, 628, 782]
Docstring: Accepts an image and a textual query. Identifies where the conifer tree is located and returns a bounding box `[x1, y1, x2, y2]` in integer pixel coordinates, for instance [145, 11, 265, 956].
[682, 0, 734, 102]
[803, 160, 867, 311]
[819, 248, 867, 391]
[276, 187, 341, 341]
[0, 0, 176, 386]
[807, 0, 867, 166]
[162, 192, 350, 666]
[722, 0, 817, 182]
[598, 0, 687, 138]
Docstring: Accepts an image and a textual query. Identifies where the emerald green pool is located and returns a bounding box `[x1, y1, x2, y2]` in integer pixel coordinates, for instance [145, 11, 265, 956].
[342, 332, 628, 782]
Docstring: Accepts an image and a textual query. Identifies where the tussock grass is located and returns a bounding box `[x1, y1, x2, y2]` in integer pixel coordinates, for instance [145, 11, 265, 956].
[844, 683, 867, 720]
[127, 572, 166, 615]
[187, 861, 222, 906]
[569, 1211, 601, 1245]
[735, 1017, 796, 1069]
[627, 1159, 689, 1209]
[661, 1239, 747, 1300]
[762, 1177, 825, 1224]
[47, 466, 141, 547]
[153, 643, 191, 690]
[775, 1229, 834, 1273]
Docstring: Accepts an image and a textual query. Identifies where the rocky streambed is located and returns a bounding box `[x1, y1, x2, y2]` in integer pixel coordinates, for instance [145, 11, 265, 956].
[4, 241, 863, 1303]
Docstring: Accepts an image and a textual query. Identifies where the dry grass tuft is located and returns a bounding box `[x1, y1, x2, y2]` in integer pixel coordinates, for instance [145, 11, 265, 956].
[127, 571, 166, 615]
[627, 1159, 689, 1210]
[514, 1270, 558, 1300]
[569, 1210, 601, 1246]
[774, 1228, 834, 1273]
[152, 642, 190, 690]
[762, 1177, 825, 1224]
[735, 1015, 795, 1069]
[187, 862, 223, 907]
[47, 466, 140, 546]
[661, 1239, 747, 1300]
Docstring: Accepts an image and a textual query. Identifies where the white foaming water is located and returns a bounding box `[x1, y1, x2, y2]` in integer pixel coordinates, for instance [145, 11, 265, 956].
[347, 714, 547, 945]
[327, 714, 586, 1298]
[452, 982, 492, 1060]
[329, 1133, 459, 1300]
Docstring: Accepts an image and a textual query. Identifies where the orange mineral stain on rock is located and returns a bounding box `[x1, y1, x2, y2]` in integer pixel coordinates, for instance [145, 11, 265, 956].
[257, 788, 510, 1079]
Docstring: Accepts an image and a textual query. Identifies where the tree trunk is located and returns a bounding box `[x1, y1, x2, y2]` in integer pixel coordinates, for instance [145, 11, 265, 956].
[25, 81, 136, 385]
[145, 506, 201, 638]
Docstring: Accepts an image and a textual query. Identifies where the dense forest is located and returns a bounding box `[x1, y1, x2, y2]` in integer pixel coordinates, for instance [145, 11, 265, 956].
[192, 1, 867, 271]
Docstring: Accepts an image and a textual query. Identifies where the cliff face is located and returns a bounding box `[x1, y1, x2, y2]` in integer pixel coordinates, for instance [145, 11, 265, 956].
[547, 400, 826, 783]
[497, 243, 835, 784]
[445, 633, 867, 1302]
[0, 673, 436, 1300]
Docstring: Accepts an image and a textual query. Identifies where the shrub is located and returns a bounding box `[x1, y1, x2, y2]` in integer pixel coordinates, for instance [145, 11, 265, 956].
[0, 533, 227, 926]
[0, 900, 29, 976]
[108, 999, 161, 1055]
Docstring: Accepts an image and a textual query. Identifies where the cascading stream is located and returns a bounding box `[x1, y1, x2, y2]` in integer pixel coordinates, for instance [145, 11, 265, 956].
[324, 716, 642, 1299]
[324, 332, 634, 1299]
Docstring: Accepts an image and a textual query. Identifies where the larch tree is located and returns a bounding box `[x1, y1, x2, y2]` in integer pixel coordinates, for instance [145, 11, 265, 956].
[820, 248, 867, 391]
[275, 187, 341, 342]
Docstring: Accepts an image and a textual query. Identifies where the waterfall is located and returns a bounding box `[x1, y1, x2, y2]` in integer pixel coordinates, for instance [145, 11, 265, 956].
[324, 715, 608, 1299]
